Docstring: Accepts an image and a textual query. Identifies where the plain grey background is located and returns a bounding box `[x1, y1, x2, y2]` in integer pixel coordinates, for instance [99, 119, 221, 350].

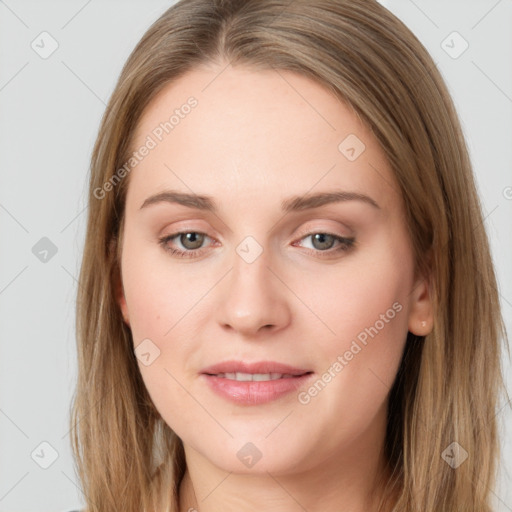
[0, 1, 510, 511]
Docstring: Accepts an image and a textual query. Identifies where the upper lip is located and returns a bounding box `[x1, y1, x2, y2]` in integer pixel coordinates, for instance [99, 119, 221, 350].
[201, 360, 312, 376]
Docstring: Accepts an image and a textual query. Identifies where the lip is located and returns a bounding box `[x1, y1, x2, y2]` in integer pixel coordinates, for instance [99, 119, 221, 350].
[201, 360, 312, 376]
[200, 360, 314, 405]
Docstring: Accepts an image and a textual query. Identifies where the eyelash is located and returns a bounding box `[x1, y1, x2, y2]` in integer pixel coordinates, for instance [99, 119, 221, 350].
[158, 231, 355, 259]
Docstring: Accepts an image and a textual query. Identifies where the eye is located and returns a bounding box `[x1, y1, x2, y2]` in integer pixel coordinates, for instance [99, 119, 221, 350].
[293, 232, 355, 258]
[158, 230, 355, 259]
[158, 231, 212, 258]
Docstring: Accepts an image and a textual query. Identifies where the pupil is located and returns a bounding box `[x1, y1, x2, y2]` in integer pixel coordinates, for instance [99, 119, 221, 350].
[314, 233, 333, 250]
[182, 232, 203, 249]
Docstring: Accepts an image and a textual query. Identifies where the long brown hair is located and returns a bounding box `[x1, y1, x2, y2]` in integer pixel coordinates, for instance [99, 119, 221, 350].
[70, 0, 509, 510]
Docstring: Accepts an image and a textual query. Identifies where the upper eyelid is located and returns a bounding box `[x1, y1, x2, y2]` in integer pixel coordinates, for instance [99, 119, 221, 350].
[161, 219, 353, 239]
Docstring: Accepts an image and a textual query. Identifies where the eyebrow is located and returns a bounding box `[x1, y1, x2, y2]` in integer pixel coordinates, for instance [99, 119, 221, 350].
[139, 189, 380, 212]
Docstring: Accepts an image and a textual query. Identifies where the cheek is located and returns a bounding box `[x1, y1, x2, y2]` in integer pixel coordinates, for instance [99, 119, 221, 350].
[294, 234, 412, 438]
[120, 234, 211, 393]
[120, 245, 198, 422]
[120, 234, 202, 342]
[301, 233, 413, 350]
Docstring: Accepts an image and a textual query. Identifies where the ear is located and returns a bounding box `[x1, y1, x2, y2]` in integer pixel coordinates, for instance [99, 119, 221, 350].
[116, 271, 130, 327]
[407, 271, 434, 336]
[110, 238, 130, 327]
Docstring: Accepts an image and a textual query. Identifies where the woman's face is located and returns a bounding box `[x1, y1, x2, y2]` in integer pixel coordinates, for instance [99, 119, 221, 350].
[117, 63, 432, 475]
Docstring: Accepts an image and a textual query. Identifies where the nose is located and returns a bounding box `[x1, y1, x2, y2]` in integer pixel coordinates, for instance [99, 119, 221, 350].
[216, 246, 292, 337]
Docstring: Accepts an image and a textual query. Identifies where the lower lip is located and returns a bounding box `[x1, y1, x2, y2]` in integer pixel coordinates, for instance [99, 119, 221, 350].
[201, 373, 314, 405]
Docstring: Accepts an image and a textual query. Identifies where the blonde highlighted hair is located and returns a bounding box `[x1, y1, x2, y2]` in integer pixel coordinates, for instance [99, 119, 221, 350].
[70, 0, 508, 510]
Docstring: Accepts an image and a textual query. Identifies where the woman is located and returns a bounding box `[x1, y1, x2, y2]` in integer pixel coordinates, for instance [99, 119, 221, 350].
[70, 0, 508, 510]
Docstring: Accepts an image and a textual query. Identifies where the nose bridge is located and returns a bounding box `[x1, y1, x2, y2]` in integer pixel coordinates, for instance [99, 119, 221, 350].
[217, 235, 290, 334]
[232, 236, 271, 292]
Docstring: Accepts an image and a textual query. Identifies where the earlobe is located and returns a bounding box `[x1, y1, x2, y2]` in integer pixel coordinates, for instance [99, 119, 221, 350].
[407, 273, 434, 336]
[118, 287, 130, 327]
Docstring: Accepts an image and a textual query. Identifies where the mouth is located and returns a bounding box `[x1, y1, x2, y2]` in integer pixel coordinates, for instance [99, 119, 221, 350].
[200, 360, 314, 405]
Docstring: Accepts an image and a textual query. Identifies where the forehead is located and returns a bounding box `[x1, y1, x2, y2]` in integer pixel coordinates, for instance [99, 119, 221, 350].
[126, 63, 399, 213]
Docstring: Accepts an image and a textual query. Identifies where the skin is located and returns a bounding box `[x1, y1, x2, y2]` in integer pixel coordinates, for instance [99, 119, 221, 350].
[117, 61, 433, 512]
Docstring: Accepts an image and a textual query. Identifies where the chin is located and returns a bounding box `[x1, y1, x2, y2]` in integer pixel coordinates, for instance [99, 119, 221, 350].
[186, 432, 314, 476]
